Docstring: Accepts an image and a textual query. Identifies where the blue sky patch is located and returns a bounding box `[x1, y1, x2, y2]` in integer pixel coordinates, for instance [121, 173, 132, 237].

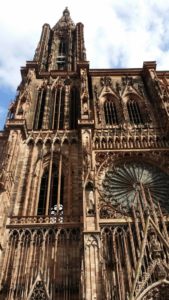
[0, 86, 15, 129]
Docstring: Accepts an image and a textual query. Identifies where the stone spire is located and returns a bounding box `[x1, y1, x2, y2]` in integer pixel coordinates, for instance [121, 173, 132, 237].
[33, 7, 87, 71]
[52, 7, 75, 31]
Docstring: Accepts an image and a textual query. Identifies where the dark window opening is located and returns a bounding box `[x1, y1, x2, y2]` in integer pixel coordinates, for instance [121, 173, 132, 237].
[59, 89, 65, 129]
[127, 100, 143, 125]
[69, 87, 79, 129]
[60, 175, 64, 207]
[38, 164, 64, 216]
[104, 100, 118, 125]
[53, 89, 60, 130]
[37, 171, 48, 215]
[52, 88, 65, 130]
[50, 172, 58, 212]
[34, 89, 46, 130]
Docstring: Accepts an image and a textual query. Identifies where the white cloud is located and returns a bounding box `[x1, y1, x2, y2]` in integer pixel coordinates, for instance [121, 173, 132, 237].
[0, 0, 169, 92]
[1, 0, 169, 129]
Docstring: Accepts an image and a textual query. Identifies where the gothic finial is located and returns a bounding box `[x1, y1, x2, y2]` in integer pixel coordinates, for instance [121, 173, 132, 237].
[63, 7, 70, 17]
[53, 7, 75, 31]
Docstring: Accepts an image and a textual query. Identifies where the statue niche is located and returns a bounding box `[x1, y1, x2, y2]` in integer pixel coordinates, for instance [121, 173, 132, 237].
[85, 181, 95, 215]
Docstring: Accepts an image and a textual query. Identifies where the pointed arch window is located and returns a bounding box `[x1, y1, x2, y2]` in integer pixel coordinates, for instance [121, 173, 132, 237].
[51, 88, 65, 130]
[104, 95, 118, 125]
[49, 166, 64, 215]
[37, 163, 64, 216]
[69, 87, 79, 129]
[34, 89, 46, 129]
[37, 170, 48, 215]
[127, 99, 143, 125]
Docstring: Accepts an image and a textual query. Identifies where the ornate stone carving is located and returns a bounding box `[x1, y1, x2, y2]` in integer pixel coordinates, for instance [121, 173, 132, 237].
[53, 7, 75, 32]
[122, 75, 133, 87]
[8, 101, 17, 119]
[86, 234, 99, 247]
[80, 68, 90, 118]
[142, 284, 169, 300]
[85, 181, 95, 215]
[149, 231, 162, 259]
[27, 69, 36, 82]
[100, 76, 112, 87]
[99, 203, 125, 219]
[30, 281, 48, 300]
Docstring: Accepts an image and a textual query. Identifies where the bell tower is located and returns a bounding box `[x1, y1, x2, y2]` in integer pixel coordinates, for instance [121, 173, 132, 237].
[1, 8, 169, 300]
[34, 7, 86, 72]
[0, 8, 87, 300]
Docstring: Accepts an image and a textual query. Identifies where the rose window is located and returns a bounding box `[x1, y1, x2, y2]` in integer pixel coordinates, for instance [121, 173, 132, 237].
[102, 162, 169, 211]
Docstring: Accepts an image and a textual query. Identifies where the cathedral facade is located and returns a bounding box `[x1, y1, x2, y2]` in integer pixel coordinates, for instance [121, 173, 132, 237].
[0, 8, 169, 300]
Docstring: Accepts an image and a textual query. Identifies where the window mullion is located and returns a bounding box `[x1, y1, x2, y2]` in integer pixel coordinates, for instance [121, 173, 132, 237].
[38, 89, 46, 129]
[52, 88, 57, 129]
[34, 90, 42, 129]
[104, 98, 118, 125]
[130, 101, 135, 123]
[107, 102, 110, 124]
[104, 102, 108, 125]
[57, 87, 62, 130]
[110, 102, 114, 124]
[127, 102, 131, 123]
[108, 102, 111, 124]
[133, 101, 138, 124]
[57, 153, 63, 211]
[59, 89, 65, 129]
[112, 102, 117, 124]
[114, 104, 118, 124]
[45, 150, 53, 215]
[36, 89, 43, 129]
[135, 102, 142, 124]
[109, 102, 113, 125]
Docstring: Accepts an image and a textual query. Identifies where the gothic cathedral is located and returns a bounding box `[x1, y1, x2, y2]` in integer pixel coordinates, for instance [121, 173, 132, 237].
[0, 8, 169, 300]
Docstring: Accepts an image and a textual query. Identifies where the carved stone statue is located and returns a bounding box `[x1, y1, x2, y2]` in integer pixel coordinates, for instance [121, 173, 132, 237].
[85, 181, 95, 215]
[149, 232, 162, 259]
[8, 101, 16, 119]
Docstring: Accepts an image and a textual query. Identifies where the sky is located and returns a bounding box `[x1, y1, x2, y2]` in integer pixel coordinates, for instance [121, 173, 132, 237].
[1, 0, 169, 129]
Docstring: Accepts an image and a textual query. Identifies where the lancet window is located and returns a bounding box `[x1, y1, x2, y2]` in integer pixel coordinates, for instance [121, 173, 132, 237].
[37, 163, 64, 216]
[51, 87, 65, 130]
[127, 98, 143, 125]
[34, 88, 46, 129]
[59, 40, 66, 55]
[57, 39, 66, 70]
[69, 87, 79, 129]
[103, 94, 119, 125]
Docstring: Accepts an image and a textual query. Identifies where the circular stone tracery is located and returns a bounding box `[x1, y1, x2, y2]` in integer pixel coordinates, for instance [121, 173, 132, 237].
[102, 162, 169, 211]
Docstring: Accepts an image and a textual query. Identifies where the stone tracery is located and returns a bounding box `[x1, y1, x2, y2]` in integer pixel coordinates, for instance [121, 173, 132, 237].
[101, 161, 169, 212]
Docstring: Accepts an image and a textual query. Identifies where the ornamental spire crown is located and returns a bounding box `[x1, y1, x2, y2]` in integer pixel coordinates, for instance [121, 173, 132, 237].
[52, 7, 75, 31]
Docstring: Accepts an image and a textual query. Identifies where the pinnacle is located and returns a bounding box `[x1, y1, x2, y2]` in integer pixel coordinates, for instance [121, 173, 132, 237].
[63, 7, 70, 17]
[53, 7, 75, 31]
